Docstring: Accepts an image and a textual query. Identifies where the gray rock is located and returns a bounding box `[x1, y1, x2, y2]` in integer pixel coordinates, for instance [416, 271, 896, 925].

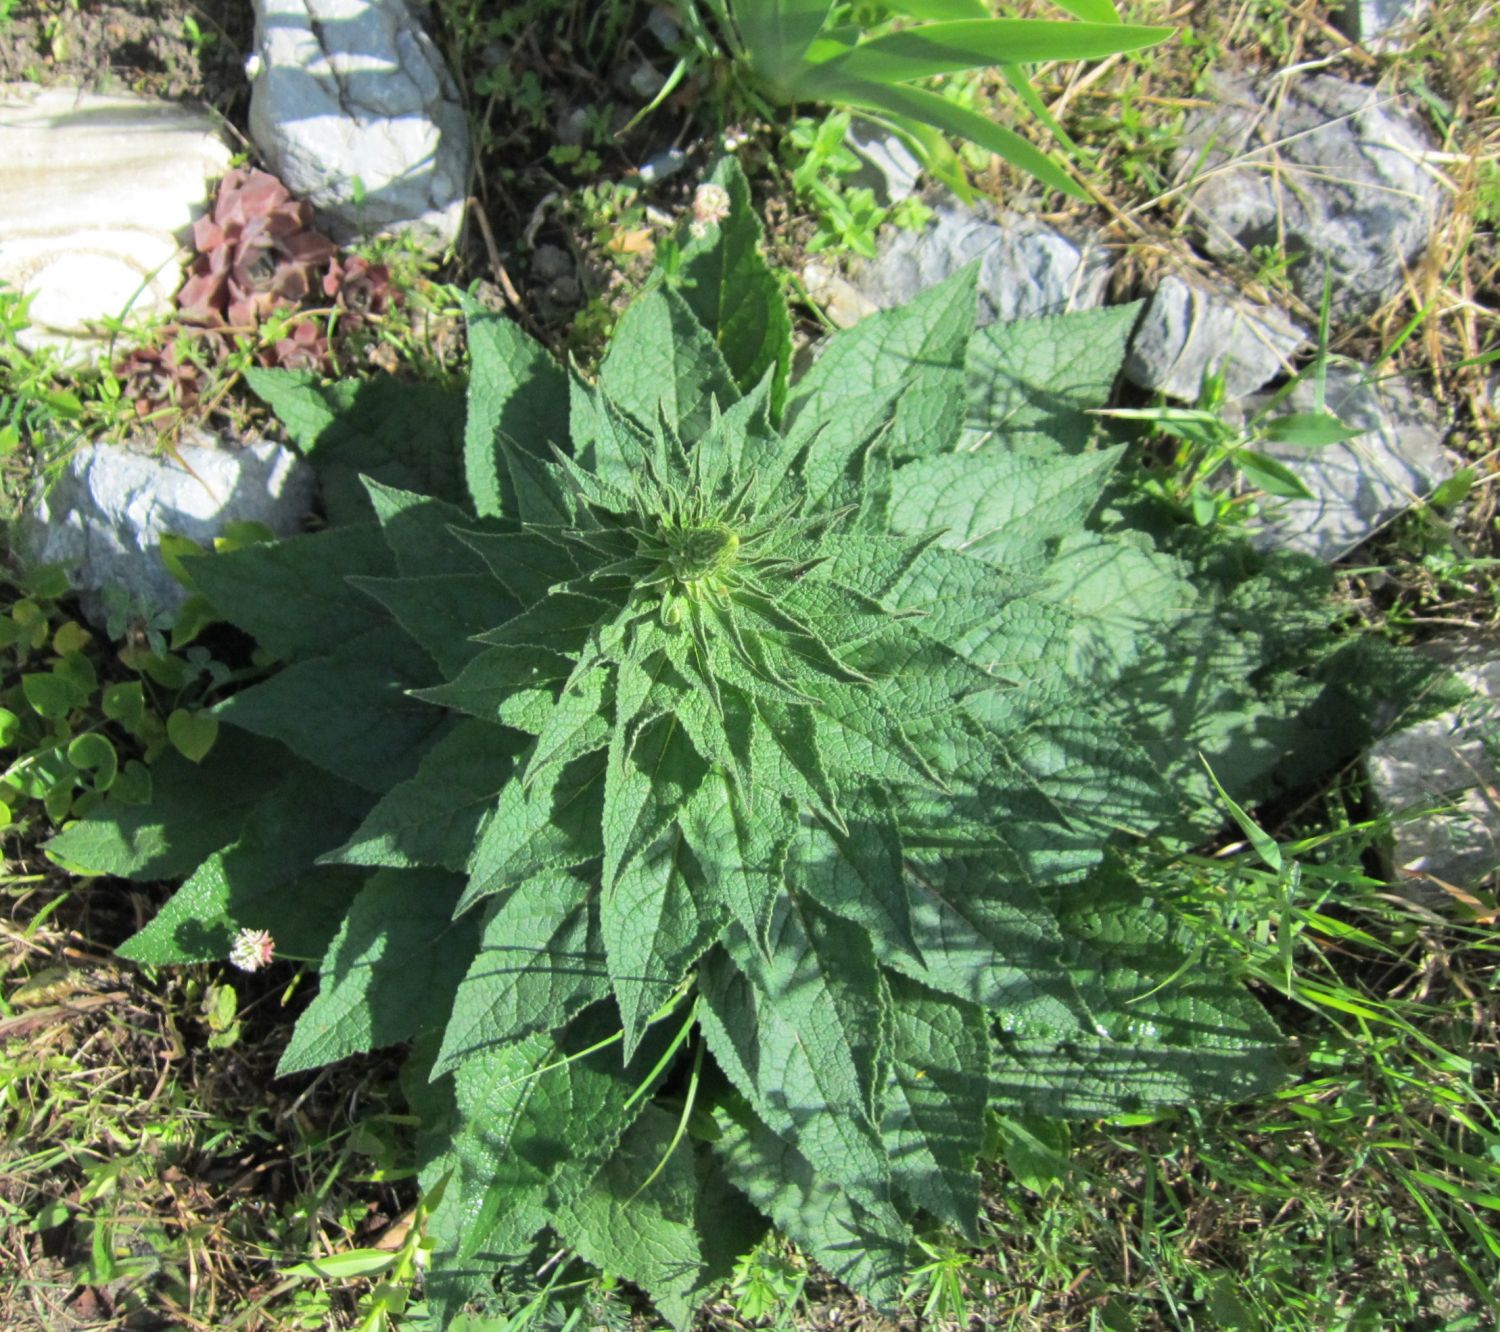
[17, 433, 316, 624]
[0, 85, 231, 364]
[1337, 0, 1430, 52]
[847, 122, 922, 204]
[855, 204, 1112, 326]
[1367, 646, 1500, 895]
[638, 146, 688, 185]
[645, 6, 681, 49]
[802, 262, 881, 330]
[556, 105, 592, 148]
[1124, 272, 1308, 401]
[622, 60, 667, 101]
[1245, 361, 1454, 561]
[1175, 74, 1445, 325]
[247, 0, 471, 247]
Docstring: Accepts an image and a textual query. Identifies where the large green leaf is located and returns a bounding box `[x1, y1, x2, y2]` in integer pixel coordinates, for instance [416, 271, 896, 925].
[461, 298, 571, 521]
[712, 1097, 910, 1309]
[596, 288, 740, 448]
[602, 825, 724, 1058]
[116, 759, 368, 965]
[213, 627, 445, 794]
[965, 304, 1141, 452]
[882, 974, 989, 1237]
[699, 896, 890, 1204]
[557, 1106, 704, 1329]
[433, 872, 605, 1076]
[670, 156, 793, 416]
[246, 371, 467, 524]
[887, 447, 1119, 565]
[46, 731, 288, 881]
[459, 748, 605, 913]
[799, 19, 1168, 91]
[279, 869, 480, 1074]
[348, 573, 519, 676]
[189, 524, 395, 662]
[787, 269, 975, 431]
[324, 720, 523, 873]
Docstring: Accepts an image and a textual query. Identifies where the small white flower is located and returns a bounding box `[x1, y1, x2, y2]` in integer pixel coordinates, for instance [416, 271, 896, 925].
[229, 927, 276, 973]
[691, 182, 731, 229]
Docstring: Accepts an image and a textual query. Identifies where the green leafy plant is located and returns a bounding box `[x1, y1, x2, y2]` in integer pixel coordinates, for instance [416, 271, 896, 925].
[48, 160, 1434, 1325]
[1105, 362, 1367, 527]
[786, 109, 933, 256]
[675, 0, 1172, 198]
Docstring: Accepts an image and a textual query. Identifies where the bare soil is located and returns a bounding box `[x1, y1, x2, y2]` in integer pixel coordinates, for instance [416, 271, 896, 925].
[0, 0, 251, 109]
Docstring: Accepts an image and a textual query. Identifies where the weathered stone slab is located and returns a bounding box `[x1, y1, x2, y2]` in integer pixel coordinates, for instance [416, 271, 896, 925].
[854, 204, 1112, 326]
[247, 0, 471, 246]
[1176, 74, 1445, 326]
[1124, 272, 1307, 401]
[1245, 361, 1453, 561]
[1368, 646, 1500, 895]
[17, 433, 316, 624]
[0, 85, 231, 362]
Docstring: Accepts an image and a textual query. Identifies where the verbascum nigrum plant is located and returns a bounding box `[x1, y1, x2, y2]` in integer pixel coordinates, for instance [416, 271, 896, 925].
[49, 159, 1436, 1326]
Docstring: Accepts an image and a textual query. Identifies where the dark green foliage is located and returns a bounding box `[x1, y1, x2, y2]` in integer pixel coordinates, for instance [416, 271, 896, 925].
[49, 159, 1424, 1326]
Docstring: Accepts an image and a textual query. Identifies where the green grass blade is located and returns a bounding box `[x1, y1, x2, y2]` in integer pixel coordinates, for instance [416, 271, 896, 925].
[736, 0, 838, 93]
[799, 19, 1170, 90]
[1048, 0, 1121, 20]
[827, 78, 1088, 199]
[999, 62, 1082, 158]
[889, 0, 990, 18]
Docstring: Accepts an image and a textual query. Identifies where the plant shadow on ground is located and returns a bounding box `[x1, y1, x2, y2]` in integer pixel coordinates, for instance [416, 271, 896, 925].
[2, 0, 1500, 1330]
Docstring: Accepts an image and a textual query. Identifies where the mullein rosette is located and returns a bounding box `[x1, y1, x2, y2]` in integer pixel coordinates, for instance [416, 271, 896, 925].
[51, 160, 1433, 1325]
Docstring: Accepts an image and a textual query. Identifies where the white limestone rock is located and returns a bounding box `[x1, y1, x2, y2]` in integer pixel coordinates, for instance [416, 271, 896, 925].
[1125, 273, 1308, 401]
[847, 122, 923, 204]
[0, 85, 231, 363]
[17, 433, 317, 624]
[1368, 647, 1500, 894]
[247, 0, 471, 247]
[1337, 0, 1430, 53]
[1244, 361, 1454, 561]
[855, 204, 1112, 326]
[1176, 74, 1445, 326]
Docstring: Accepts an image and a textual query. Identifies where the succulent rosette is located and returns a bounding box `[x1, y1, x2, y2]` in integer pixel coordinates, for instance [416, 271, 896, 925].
[177, 167, 337, 330]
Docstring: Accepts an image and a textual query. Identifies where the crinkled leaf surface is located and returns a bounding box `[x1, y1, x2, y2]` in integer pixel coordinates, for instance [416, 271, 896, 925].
[279, 869, 480, 1074]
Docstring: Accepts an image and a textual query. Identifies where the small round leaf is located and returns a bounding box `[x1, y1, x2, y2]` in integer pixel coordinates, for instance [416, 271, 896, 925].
[52, 621, 91, 656]
[66, 733, 118, 792]
[101, 681, 146, 729]
[167, 708, 219, 763]
[21, 673, 84, 719]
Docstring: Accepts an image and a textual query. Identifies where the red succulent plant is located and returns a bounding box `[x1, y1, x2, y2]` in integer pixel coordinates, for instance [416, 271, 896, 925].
[119, 167, 404, 418]
[116, 341, 204, 419]
[177, 167, 338, 331]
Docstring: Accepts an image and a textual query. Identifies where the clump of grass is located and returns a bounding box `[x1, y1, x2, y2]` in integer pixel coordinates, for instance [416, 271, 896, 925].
[0, 862, 416, 1330]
